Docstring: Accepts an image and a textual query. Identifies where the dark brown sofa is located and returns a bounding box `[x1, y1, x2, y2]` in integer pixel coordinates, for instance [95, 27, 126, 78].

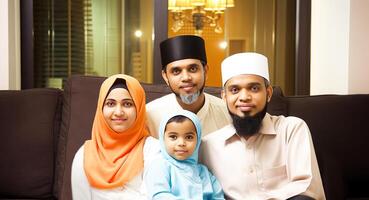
[0, 75, 368, 200]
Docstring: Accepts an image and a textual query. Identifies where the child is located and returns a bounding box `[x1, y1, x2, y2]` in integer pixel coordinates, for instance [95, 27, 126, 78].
[144, 110, 224, 200]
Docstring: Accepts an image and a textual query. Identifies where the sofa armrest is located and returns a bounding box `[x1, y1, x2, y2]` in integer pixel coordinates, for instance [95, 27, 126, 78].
[0, 88, 62, 199]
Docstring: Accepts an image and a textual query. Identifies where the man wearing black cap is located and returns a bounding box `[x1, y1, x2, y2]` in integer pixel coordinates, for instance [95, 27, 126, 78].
[146, 35, 231, 138]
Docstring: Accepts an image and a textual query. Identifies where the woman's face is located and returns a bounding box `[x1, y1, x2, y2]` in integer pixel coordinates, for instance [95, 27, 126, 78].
[103, 88, 136, 133]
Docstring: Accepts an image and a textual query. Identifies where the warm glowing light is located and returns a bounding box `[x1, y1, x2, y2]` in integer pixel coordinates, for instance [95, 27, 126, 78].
[219, 41, 227, 49]
[134, 30, 143, 38]
[168, 0, 235, 35]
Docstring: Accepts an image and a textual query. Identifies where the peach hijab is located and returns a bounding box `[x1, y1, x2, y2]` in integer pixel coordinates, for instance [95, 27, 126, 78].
[84, 74, 149, 189]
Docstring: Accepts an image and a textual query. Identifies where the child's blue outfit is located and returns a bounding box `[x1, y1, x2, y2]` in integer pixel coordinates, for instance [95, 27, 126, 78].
[144, 110, 224, 200]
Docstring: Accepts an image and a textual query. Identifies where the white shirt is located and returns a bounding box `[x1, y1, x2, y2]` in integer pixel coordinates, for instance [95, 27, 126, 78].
[146, 93, 231, 137]
[200, 113, 326, 200]
[71, 136, 160, 200]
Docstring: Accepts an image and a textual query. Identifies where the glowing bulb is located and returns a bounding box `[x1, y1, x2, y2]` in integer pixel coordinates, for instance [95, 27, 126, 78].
[134, 30, 143, 38]
[219, 41, 227, 49]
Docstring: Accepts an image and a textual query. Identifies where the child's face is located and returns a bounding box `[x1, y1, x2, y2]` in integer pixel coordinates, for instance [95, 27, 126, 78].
[164, 118, 197, 160]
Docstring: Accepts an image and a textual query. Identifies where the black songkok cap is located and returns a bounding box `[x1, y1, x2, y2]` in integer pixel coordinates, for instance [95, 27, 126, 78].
[160, 35, 207, 69]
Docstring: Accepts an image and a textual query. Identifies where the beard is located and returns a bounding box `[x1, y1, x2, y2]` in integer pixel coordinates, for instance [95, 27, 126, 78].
[229, 103, 268, 137]
[170, 82, 205, 105]
[179, 91, 201, 104]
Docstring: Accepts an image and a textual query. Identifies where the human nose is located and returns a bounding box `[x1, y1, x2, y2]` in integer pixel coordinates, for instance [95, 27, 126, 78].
[239, 89, 251, 102]
[113, 105, 124, 115]
[177, 138, 186, 146]
[180, 70, 192, 81]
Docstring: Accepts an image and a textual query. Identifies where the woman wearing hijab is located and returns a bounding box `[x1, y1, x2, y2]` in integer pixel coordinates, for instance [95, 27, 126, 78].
[71, 74, 160, 199]
[144, 110, 224, 200]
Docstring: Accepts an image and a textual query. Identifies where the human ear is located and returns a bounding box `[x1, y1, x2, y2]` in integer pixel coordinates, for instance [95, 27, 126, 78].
[221, 89, 226, 101]
[161, 70, 169, 85]
[266, 86, 273, 102]
[203, 64, 209, 82]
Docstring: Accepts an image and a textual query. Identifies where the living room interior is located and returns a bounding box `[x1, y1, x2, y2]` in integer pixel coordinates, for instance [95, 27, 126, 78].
[1, 0, 369, 199]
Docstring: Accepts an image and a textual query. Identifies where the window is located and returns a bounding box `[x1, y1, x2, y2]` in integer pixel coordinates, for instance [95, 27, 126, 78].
[22, 0, 154, 89]
[21, 0, 310, 95]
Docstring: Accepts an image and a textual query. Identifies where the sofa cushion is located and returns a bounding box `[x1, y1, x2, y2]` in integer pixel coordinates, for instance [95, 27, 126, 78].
[0, 88, 62, 199]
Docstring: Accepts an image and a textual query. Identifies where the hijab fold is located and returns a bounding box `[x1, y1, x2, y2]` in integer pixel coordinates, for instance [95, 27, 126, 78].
[84, 74, 148, 189]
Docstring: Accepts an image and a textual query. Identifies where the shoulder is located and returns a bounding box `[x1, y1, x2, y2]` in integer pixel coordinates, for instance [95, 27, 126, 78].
[270, 114, 309, 129]
[72, 145, 85, 168]
[143, 136, 160, 158]
[197, 163, 211, 173]
[71, 145, 86, 179]
[146, 93, 174, 110]
[148, 155, 170, 172]
[71, 144, 91, 197]
[204, 93, 228, 112]
[268, 114, 311, 141]
[203, 93, 228, 112]
[202, 125, 235, 144]
[204, 93, 224, 105]
[144, 136, 160, 149]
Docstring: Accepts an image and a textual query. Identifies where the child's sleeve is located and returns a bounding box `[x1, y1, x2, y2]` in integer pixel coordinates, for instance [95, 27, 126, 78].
[210, 173, 225, 200]
[144, 159, 178, 200]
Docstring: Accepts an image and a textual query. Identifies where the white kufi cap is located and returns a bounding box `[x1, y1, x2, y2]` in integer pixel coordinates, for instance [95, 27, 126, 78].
[221, 52, 269, 86]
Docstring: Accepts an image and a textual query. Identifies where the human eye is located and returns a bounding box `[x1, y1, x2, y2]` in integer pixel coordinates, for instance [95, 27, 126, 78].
[123, 100, 134, 107]
[251, 85, 260, 92]
[171, 67, 181, 75]
[104, 100, 115, 107]
[185, 135, 194, 140]
[229, 86, 239, 94]
[189, 65, 198, 73]
[168, 134, 177, 140]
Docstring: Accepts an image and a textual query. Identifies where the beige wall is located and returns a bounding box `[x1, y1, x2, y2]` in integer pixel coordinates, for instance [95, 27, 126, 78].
[348, 0, 369, 94]
[311, 0, 369, 95]
[311, 0, 350, 95]
[0, 0, 9, 90]
[1, 0, 21, 90]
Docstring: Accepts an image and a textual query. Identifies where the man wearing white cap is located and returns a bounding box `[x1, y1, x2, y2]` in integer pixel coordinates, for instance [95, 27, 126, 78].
[146, 35, 231, 138]
[200, 52, 325, 199]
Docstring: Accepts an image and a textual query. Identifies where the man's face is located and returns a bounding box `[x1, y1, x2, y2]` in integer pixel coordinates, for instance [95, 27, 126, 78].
[162, 59, 207, 104]
[222, 74, 272, 118]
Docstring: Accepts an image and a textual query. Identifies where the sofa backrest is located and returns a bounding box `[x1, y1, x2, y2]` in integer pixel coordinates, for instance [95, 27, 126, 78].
[0, 88, 62, 199]
[57, 76, 103, 200]
[285, 94, 369, 200]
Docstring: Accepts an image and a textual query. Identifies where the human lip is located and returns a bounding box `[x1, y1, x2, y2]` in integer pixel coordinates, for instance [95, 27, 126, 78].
[237, 104, 254, 112]
[112, 118, 127, 122]
[180, 84, 195, 92]
[174, 150, 188, 154]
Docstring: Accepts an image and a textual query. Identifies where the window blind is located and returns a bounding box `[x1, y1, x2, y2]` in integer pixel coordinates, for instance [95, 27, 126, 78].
[33, 0, 93, 88]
